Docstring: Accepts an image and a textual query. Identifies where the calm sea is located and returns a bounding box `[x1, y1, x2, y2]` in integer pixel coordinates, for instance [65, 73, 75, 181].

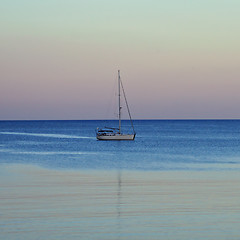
[0, 120, 240, 170]
[1, 120, 240, 240]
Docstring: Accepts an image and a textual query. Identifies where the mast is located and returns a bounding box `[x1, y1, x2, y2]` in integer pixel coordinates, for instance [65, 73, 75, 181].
[118, 70, 121, 134]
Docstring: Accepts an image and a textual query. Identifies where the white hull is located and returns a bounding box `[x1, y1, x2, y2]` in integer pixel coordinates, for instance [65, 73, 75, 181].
[97, 134, 135, 141]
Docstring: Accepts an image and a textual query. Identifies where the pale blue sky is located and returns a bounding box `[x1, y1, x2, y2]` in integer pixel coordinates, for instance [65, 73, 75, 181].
[1, 0, 240, 119]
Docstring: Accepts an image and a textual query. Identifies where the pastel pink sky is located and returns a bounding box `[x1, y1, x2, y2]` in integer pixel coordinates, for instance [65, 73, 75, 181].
[1, 0, 240, 120]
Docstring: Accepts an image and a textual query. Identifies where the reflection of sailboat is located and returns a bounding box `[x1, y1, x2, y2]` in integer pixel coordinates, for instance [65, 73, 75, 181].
[116, 171, 122, 239]
[96, 70, 136, 140]
[117, 171, 122, 218]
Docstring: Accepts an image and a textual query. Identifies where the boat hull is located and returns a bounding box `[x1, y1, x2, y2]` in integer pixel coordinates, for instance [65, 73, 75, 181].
[97, 134, 135, 141]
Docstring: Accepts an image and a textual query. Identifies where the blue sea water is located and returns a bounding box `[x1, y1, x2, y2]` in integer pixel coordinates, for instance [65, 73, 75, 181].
[1, 120, 240, 240]
[1, 120, 240, 171]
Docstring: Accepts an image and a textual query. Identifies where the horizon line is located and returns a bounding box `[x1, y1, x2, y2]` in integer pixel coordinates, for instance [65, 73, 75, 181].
[1, 118, 240, 121]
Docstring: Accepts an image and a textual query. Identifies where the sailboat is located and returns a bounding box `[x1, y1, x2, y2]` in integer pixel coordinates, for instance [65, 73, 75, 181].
[96, 70, 136, 140]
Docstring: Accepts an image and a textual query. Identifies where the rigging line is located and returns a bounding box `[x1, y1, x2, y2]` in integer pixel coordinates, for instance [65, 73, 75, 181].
[120, 79, 136, 134]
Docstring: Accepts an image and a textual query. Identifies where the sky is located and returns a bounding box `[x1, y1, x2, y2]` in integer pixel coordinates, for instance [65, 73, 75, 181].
[1, 0, 240, 120]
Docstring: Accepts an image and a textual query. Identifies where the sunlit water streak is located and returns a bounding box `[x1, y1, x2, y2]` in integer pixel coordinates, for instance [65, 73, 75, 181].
[0, 131, 94, 139]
